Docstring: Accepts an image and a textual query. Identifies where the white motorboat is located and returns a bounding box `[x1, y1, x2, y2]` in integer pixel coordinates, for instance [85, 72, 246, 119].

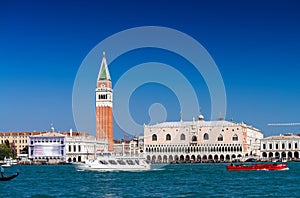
[76, 152, 151, 171]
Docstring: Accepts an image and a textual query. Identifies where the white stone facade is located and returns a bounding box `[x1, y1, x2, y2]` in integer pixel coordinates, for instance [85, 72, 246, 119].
[113, 136, 144, 156]
[65, 131, 108, 163]
[144, 118, 263, 163]
[260, 134, 300, 160]
[28, 132, 66, 163]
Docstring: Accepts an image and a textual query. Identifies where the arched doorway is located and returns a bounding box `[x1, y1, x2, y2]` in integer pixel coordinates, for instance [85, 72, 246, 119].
[191, 155, 196, 161]
[225, 154, 230, 161]
[163, 155, 168, 163]
[78, 156, 82, 162]
[174, 155, 179, 161]
[157, 155, 162, 163]
[294, 151, 299, 159]
[152, 155, 156, 163]
[262, 152, 267, 158]
[214, 155, 218, 161]
[180, 155, 185, 161]
[185, 155, 190, 162]
[268, 152, 273, 158]
[282, 152, 286, 158]
[220, 155, 224, 162]
[169, 155, 173, 163]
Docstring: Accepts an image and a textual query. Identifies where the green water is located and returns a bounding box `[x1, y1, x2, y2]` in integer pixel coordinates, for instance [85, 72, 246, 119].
[1, 163, 299, 197]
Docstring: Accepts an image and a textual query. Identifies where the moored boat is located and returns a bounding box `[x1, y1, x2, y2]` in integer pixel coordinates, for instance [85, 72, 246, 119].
[226, 163, 288, 171]
[76, 152, 151, 171]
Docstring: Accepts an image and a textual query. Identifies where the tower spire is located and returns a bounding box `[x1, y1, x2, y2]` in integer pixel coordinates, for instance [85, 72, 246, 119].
[98, 51, 111, 81]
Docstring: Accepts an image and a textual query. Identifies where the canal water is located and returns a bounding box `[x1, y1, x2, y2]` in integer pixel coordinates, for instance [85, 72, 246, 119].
[1, 163, 300, 197]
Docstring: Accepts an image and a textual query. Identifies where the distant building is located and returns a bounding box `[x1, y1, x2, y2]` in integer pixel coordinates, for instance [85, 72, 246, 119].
[113, 136, 144, 156]
[260, 134, 300, 160]
[63, 129, 108, 163]
[144, 114, 263, 163]
[1, 128, 108, 163]
[28, 129, 66, 163]
[0, 131, 46, 157]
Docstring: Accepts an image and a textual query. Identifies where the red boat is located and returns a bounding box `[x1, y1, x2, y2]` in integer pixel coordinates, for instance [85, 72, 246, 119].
[226, 163, 288, 171]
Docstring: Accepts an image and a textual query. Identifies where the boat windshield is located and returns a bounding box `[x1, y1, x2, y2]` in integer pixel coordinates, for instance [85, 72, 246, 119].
[99, 160, 108, 164]
[97, 152, 112, 157]
[117, 160, 126, 165]
[108, 160, 117, 165]
[126, 160, 135, 165]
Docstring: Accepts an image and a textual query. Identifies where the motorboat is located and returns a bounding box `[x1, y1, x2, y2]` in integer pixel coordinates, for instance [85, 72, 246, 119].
[226, 163, 288, 171]
[76, 152, 151, 171]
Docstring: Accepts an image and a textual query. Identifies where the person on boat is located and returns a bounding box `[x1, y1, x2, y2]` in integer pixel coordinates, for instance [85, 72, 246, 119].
[0, 165, 6, 178]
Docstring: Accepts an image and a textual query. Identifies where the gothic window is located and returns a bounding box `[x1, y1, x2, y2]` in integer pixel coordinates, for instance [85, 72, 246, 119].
[166, 134, 171, 141]
[180, 134, 185, 141]
[204, 133, 209, 140]
[232, 134, 238, 141]
[152, 134, 157, 141]
[218, 134, 223, 141]
[192, 136, 197, 141]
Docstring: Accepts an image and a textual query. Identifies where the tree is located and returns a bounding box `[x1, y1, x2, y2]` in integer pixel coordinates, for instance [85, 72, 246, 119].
[0, 143, 10, 160]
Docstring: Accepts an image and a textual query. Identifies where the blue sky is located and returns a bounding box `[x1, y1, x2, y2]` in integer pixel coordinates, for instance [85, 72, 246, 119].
[0, 0, 299, 139]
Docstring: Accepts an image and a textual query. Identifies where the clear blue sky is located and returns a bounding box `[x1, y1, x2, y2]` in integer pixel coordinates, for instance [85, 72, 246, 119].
[0, 0, 299, 139]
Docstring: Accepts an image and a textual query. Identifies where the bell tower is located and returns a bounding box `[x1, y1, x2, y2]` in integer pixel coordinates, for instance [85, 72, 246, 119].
[95, 52, 114, 151]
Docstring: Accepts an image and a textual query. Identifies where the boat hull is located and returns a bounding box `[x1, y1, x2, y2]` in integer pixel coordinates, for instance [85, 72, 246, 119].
[0, 172, 19, 181]
[226, 163, 288, 171]
[76, 153, 151, 172]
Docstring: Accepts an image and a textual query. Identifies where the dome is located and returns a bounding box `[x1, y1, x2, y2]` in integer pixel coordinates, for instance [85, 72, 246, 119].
[198, 113, 204, 121]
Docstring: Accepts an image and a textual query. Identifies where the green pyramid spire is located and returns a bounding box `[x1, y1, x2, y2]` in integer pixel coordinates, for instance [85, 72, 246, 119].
[98, 51, 111, 81]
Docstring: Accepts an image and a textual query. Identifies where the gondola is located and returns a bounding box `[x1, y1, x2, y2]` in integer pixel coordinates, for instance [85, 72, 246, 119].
[0, 172, 19, 181]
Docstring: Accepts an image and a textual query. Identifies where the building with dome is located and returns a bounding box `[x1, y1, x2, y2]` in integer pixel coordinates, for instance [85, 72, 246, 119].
[144, 114, 263, 163]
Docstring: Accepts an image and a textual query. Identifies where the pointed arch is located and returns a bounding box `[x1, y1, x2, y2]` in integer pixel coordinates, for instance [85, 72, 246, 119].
[217, 134, 223, 141]
[166, 134, 171, 141]
[232, 134, 238, 141]
[152, 134, 157, 141]
[192, 135, 197, 141]
[204, 133, 209, 140]
[180, 133, 185, 141]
